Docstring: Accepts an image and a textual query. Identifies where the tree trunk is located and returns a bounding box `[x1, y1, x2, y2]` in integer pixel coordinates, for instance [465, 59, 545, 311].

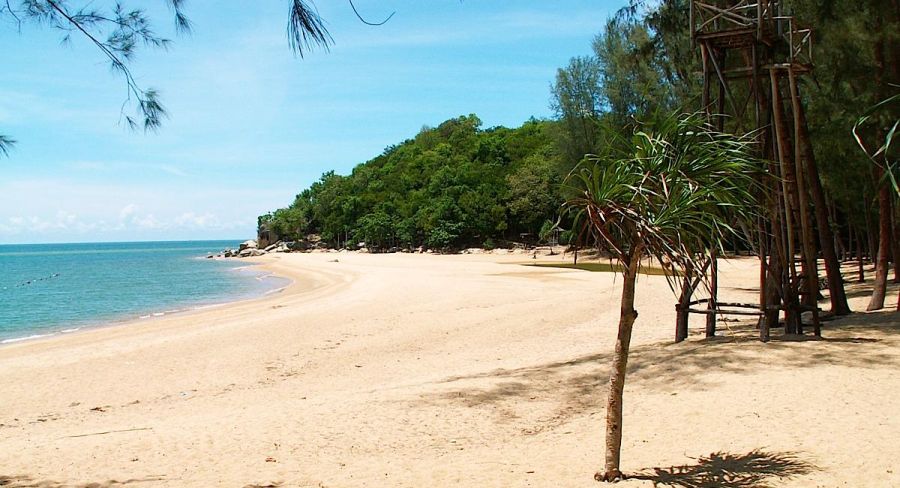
[866, 209, 877, 264]
[892, 200, 900, 284]
[596, 248, 641, 482]
[675, 269, 693, 343]
[794, 94, 850, 315]
[868, 177, 892, 311]
[857, 230, 866, 283]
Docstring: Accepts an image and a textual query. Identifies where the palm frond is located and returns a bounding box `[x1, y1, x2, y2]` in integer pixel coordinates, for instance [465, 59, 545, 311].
[564, 112, 761, 291]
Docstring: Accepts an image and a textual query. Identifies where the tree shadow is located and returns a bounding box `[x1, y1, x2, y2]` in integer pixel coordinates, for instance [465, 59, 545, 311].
[423, 308, 900, 431]
[839, 275, 899, 300]
[0, 475, 165, 488]
[631, 450, 816, 488]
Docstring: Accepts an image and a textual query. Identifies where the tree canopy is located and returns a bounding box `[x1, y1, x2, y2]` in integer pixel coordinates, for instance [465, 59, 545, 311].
[259, 116, 566, 250]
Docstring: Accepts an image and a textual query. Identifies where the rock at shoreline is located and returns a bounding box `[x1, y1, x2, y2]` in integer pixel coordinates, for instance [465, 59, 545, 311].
[239, 240, 258, 252]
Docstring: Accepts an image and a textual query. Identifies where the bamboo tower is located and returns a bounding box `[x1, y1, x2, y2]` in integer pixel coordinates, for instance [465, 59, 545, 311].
[676, 0, 822, 341]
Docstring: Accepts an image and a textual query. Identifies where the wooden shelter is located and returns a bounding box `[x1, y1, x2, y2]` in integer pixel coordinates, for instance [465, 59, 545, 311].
[677, 0, 822, 342]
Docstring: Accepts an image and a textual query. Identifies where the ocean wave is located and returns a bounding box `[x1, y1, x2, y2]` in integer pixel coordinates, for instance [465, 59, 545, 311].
[1, 333, 52, 344]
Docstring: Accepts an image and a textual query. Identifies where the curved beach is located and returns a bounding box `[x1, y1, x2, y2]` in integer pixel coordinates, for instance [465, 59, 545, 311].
[0, 253, 898, 487]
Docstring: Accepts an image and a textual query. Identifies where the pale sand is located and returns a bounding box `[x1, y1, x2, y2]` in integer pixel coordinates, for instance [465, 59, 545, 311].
[0, 252, 898, 487]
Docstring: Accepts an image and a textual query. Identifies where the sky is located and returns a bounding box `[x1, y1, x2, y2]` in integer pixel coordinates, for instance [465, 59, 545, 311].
[0, 0, 624, 244]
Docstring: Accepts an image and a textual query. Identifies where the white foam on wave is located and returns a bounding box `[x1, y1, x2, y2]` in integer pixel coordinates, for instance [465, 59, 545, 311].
[2, 333, 51, 344]
[264, 286, 288, 295]
[61, 328, 81, 333]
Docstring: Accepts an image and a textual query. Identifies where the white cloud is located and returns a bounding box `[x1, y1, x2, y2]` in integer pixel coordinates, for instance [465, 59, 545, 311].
[0, 178, 275, 243]
[134, 214, 163, 230]
[2, 212, 96, 235]
[119, 203, 138, 222]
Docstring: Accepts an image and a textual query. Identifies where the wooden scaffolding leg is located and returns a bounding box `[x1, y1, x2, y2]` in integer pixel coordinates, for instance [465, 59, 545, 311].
[706, 248, 718, 338]
[676, 270, 692, 343]
[770, 68, 801, 335]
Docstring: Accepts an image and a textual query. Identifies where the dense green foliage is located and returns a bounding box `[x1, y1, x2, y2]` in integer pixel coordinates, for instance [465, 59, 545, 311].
[677, 2, 895, 230]
[262, 1, 897, 256]
[259, 115, 565, 250]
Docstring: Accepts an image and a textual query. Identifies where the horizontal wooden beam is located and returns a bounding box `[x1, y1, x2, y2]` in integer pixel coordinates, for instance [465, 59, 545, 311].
[686, 308, 764, 316]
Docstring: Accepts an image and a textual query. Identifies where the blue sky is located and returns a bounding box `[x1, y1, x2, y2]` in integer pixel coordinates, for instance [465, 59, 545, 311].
[0, 0, 623, 244]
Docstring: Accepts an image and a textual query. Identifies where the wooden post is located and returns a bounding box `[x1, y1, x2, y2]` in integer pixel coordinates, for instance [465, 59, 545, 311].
[758, 216, 769, 332]
[786, 70, 819, 335]
[706, 248, 718, 338]
[701, 42, 711, 113]
[676, 273, 692, 343]
[716, 50, 727, 131]
[770, 68, 801, 334]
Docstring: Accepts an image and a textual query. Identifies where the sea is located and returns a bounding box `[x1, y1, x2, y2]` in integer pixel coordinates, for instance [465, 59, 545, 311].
[0, 240, 290, 344]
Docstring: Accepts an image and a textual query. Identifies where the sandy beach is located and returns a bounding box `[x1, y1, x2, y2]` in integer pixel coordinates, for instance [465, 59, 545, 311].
[1, 252, 898, 487]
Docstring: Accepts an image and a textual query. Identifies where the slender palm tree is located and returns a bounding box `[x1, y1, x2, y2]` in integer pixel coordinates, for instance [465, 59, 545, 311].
[565, 113, 759, 482]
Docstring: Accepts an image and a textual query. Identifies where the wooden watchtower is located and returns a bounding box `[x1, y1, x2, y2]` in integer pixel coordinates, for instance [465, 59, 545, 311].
[676, 1, 821, 342]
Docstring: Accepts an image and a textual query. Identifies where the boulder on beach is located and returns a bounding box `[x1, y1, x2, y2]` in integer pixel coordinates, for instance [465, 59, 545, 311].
[239, 240, 258, 252]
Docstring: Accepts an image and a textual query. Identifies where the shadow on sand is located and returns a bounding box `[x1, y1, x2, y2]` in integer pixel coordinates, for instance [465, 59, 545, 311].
[0, 475, 165, 488]
[425, 308, 899, 434]
[0, 476, 283, 488]
[631, 450, 817, 488]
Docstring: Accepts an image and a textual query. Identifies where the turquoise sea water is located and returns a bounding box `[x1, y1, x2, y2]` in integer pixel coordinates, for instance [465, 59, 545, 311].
[0, 240, 289, 344]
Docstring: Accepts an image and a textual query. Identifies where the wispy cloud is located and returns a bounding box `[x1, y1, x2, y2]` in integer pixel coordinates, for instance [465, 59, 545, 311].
[66, 160, 190, 178]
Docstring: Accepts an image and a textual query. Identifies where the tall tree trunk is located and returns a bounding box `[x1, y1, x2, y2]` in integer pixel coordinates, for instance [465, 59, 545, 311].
[794, 95, 851, 315]
[892, 200, 900, 284]
[868, 176, 892, 311]
[857, 230, 866, 283]
[596, 247, 642, 482]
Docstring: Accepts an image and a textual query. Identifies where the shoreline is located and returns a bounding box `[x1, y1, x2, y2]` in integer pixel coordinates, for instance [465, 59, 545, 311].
[0, 253, 897, 487]
[0, 256, 297, 349]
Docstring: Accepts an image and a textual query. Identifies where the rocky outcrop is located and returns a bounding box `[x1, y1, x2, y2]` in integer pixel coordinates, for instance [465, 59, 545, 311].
[207, 240, 290, 259]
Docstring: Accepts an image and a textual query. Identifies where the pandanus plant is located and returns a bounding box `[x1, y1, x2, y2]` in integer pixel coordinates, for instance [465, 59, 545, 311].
[564, 113, 759, 482]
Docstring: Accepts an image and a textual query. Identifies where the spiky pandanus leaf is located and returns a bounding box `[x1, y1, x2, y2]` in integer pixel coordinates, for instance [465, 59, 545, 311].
[565, 112, 760, 287]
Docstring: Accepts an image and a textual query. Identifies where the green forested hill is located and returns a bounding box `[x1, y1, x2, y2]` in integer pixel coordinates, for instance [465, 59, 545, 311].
[258, 115, 568, 250]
